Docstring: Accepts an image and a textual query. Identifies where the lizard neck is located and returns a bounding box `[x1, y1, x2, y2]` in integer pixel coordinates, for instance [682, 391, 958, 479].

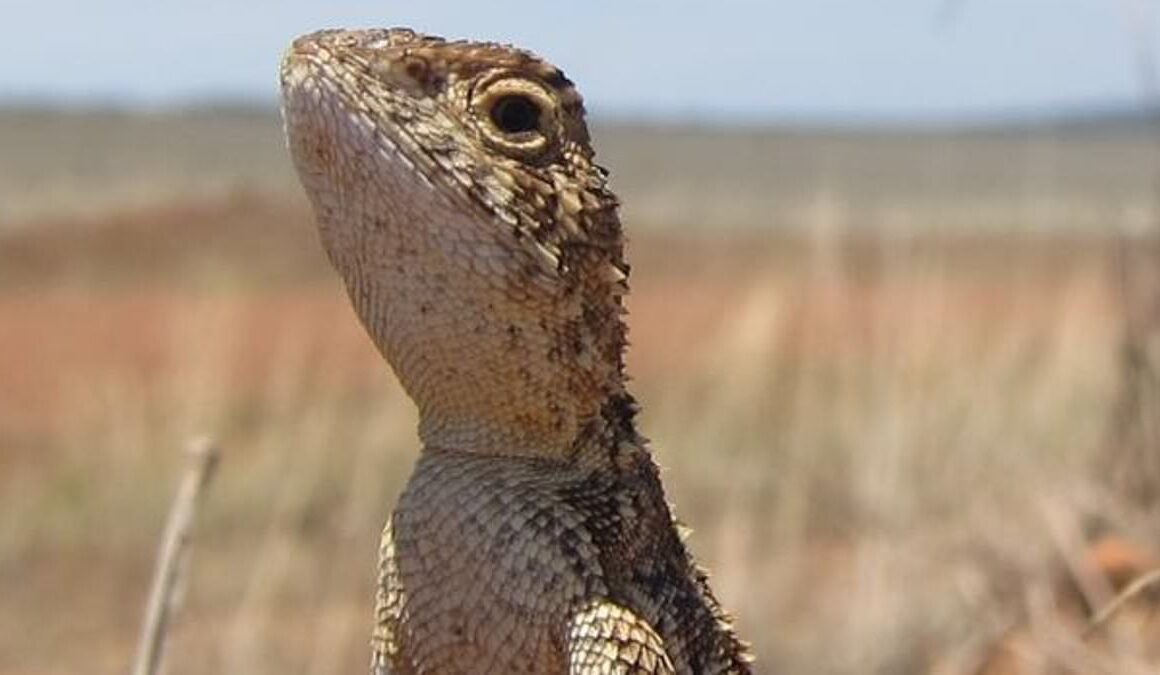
[315, 174, 632, 460]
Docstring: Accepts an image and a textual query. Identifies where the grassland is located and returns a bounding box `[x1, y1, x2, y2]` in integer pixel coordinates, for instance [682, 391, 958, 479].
[1, 107, 1159, 674]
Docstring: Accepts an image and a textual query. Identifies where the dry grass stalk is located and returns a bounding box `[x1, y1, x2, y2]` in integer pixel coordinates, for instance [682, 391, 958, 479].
[1084, 567, 1160, 637]
[131, 437, 221, 675]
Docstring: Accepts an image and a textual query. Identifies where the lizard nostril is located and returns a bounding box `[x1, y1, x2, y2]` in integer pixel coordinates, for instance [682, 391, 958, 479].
[373, 54, 441, 94]
[403, 56, 428, 83]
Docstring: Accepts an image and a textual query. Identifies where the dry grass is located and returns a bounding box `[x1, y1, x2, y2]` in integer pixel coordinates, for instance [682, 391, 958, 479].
[3, 112, 1160, 674]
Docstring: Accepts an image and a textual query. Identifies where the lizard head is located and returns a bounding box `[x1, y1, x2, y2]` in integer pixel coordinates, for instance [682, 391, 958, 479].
[280, 29, 632, 459]
[280, 28, 611, 221]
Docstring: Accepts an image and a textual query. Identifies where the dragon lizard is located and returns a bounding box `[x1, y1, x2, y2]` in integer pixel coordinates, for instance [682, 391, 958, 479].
[279, 27, 754, 674]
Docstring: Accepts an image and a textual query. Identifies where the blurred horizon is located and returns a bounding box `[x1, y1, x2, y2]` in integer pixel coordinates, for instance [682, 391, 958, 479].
[3, 1, 1159, 124]
[3, 96, 1160, 130]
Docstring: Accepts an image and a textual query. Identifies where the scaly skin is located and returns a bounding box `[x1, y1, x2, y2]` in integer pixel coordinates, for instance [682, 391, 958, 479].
[279, 28, 754, 674]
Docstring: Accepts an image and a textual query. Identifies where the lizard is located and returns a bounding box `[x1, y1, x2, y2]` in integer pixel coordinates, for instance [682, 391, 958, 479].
[279, 27, 755, 674]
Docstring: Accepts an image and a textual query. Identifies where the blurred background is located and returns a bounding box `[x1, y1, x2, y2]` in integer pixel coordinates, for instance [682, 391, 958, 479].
[3, 2, 1160, 673]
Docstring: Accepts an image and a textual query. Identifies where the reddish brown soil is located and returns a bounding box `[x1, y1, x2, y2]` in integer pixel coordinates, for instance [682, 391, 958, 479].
[0, 198, 1123, 456]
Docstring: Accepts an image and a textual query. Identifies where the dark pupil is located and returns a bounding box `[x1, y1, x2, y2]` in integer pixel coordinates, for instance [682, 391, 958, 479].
[491, 95, 541, 134]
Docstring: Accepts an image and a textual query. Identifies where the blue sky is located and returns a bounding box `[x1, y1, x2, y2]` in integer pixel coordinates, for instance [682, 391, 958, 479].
[2, 0, 1157, 121]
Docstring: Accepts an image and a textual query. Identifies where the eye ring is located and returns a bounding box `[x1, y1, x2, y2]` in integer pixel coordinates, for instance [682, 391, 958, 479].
[490, 95, 542, 135]
[471, 75, 562, 162]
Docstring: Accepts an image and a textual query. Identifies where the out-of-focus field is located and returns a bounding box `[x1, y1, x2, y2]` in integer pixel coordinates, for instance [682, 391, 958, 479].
[2, 108, 1160, 674]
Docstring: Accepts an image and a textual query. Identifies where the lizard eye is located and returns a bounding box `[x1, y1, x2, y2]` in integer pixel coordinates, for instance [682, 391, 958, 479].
[472, 75, 561, 162]
[490, 95, 541, 134]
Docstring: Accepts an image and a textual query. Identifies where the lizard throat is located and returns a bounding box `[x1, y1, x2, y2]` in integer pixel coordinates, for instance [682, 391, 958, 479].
[336, 215, 632, 459]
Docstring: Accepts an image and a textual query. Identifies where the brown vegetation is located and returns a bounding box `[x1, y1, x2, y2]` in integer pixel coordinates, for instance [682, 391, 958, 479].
[954, 535, 1160, 675]
[3, 114, 1160, 674]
